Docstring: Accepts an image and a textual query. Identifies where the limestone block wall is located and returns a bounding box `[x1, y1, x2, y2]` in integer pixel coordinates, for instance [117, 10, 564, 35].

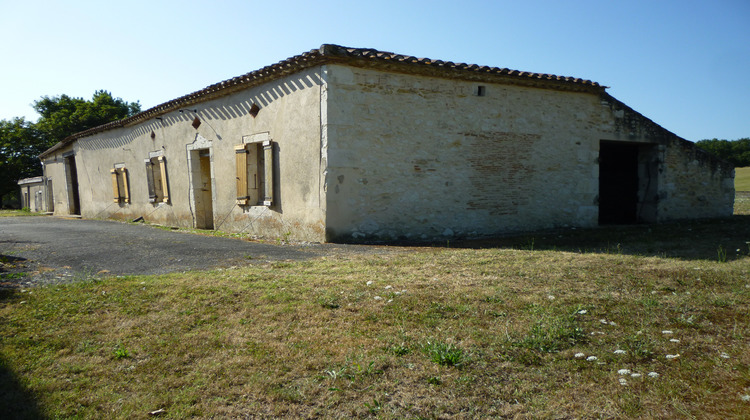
[322, 65, 734, 242]
[658, 139, 734, 219]
[43, 68, 327, 242]
[323, 65, 608, 241]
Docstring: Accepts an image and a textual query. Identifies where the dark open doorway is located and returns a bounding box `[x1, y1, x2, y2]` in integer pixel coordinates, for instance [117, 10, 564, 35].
[599, 141, 658, 225]
[64, 154, 81, 215]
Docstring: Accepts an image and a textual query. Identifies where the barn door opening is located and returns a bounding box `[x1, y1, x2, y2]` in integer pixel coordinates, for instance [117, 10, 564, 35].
[63, 154, 81, 215]
[598, 141, 658, 225]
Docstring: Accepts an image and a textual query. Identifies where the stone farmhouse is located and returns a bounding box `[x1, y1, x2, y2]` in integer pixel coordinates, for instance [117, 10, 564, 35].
[37, 44, 734, 242]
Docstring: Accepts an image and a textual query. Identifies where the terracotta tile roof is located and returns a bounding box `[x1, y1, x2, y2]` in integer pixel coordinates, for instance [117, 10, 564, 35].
[320, 44, 602, 89]
[40, 44, 605, 158]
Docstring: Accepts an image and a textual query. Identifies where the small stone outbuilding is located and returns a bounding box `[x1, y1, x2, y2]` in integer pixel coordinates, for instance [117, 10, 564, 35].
[38, 44, 734, 242]
[17, 176, 51, 213]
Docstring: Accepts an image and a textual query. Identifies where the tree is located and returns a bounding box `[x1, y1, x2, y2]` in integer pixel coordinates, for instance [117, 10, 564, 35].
[1, 91, 141, 206]
[33, 90, 141, 144]
[695, 138, 750, 167]
[0, 118, 43, 201]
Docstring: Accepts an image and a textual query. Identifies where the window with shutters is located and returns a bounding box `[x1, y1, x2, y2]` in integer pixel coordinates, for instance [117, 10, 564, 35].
[110, 165, 130, 204]
[235, 140, 273, 206]
[145, 155, 170, 203]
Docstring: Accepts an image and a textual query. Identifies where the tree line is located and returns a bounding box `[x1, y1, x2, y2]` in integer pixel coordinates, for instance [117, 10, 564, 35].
[695, 138, 750, 167]
[1, 91, 140, 206]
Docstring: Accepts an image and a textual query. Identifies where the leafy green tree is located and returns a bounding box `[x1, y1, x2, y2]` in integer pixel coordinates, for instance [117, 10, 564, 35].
[0, 118, 44, 202]
[1, 91, 140, 205]
[33, 90, 141, 144]
[695, 138, 750, 167]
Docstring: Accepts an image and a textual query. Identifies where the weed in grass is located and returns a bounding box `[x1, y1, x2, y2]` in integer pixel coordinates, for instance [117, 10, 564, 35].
[516, 311, 586, 353]
[0, 272, 27, 280]
[316, 293, 340, 309]
[71, 268, 98, 284]
[112, 343, 130, 360]
[76, 339, 98, 355]
[389, 343, 411, 356]
[488, 310, 508, 318]
[427, 302, 459, 319]
[674, 312, 702, 329]
[607, 242, 623, 254]
[622, 335, 656, 363]
[269, 384, 303, 403]
[639, 295, 661, 309]
[717, 245, 728, 263]
[483, 295, 505, 304]
[619, 392, 645, 417]
[353, 361, 382, 377]
[502, 346, 543, 366]
[364, 398, 382, 414]
[713, 297, 733, 308]
[427, 376, 442, 385]
[423, 340, 466, 367]
[325, 366, 348, 382]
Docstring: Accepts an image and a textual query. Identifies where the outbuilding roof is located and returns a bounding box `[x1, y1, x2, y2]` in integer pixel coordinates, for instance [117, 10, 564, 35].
[40, 44, 605, 158]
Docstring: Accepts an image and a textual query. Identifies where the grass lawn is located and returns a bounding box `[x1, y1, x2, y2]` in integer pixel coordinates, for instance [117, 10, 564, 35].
[1, 218, 749, 418]
[0, 209, 40, 217]
[735, 166, 750, 192]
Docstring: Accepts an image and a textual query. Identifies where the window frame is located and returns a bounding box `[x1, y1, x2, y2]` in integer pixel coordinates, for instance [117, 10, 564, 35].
[236, 135, 273, 207]
[110, 165, 130, 204]
[145, 153, 170, 204]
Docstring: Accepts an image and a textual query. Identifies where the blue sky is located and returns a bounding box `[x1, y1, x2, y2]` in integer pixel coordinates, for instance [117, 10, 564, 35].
[1, 0, 747, 141]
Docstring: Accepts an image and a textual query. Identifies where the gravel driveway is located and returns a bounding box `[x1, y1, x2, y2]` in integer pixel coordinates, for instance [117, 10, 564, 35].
[0, 216, 392, 288]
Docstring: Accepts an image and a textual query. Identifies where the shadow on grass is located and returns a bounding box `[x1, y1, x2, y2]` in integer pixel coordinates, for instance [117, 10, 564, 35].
[444, 215, 750, 262]
[0, 289, 46, 419]
[0, 355, 46, 420]
[0, 255, 30, 288]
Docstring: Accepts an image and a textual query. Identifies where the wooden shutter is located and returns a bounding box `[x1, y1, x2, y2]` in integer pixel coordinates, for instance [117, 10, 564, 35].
[235, 144, 249, 205]
[120, 168, 130, 204]
[145, 159, 156, 203]
[262, 141, 273, 206]
[158, 156, 169, 203]
[110, 169, 120, 203]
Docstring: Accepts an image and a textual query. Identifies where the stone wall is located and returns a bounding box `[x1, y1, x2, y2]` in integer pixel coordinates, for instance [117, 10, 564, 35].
[323, 65, 733, 241]
[323, 65, 605, 241]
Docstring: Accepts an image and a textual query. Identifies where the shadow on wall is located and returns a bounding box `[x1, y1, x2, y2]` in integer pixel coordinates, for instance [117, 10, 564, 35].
[77, 72, 324, 153]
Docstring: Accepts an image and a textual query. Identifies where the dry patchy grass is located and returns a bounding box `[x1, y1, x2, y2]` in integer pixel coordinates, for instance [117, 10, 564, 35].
[736, 191, 750, 215]
[1, 220, 750, 419]
[0, 209, 40, 217]
[735, 166, 750, 192]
